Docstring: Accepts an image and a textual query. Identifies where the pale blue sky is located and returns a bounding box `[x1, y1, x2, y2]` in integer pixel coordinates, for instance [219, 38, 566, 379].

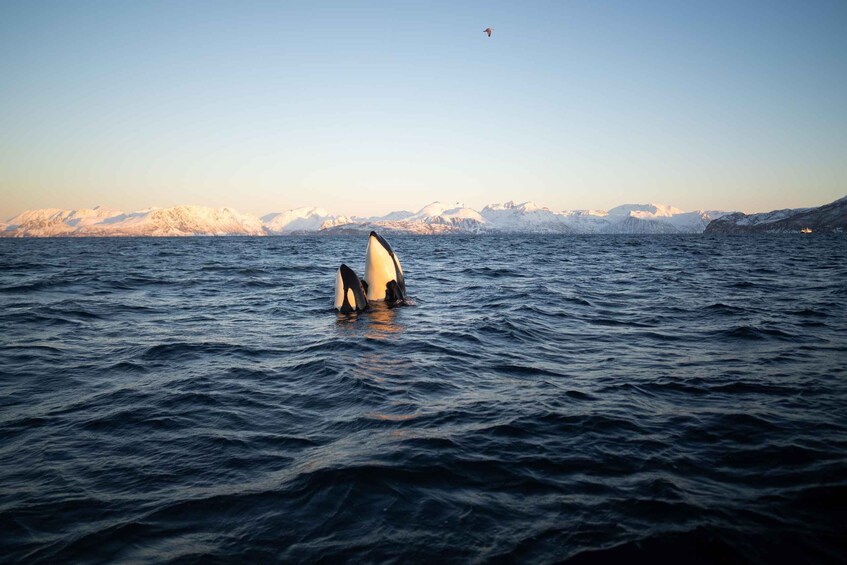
[1, 0, 845, 219]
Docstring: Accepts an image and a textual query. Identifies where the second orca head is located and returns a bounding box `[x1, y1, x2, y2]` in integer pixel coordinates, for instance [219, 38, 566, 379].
[335, 263, 368, 312]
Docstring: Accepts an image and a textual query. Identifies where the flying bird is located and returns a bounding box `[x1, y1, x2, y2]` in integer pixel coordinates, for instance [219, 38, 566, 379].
[483, 27, 492, 37]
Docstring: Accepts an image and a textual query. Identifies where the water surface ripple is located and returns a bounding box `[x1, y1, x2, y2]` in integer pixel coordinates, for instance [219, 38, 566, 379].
[1, 236, 846, 563]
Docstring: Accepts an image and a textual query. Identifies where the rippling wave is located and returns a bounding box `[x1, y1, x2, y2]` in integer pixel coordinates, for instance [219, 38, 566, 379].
[1, 235, 846, 562]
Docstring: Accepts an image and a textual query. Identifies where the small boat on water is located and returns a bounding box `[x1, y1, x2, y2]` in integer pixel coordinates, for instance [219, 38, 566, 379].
[800, 227, 813, 234]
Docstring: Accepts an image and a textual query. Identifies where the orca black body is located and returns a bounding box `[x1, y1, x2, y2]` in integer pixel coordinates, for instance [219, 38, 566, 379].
[385, 280, 403, 304]
[335, 264, 369, 313]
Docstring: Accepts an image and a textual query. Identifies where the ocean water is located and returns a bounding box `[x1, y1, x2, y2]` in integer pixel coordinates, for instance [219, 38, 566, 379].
[1, 235, 846, 563]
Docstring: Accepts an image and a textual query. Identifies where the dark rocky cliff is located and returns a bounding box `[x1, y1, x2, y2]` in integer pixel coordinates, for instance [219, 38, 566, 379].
[705, 196, 847, 233]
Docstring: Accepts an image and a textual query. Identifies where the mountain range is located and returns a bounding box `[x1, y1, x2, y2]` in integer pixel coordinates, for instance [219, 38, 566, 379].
[0, 201, 730, 237]
[1, 196, 843, 237]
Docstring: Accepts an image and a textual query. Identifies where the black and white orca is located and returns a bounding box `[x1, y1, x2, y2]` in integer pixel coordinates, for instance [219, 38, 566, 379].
[334, 263, 369, 313]
[365, 231, 407, 304]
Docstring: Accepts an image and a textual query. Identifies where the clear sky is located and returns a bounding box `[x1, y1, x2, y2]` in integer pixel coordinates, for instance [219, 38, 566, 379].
[1, 0, 845, 219]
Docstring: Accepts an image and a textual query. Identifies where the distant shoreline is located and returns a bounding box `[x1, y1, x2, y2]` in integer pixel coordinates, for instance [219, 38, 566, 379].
[3, 195, 843, 237]
[1, 232, 841, 240]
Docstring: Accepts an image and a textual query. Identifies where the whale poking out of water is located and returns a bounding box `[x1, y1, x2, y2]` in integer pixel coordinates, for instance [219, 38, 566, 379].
[334, 231, 407, 312]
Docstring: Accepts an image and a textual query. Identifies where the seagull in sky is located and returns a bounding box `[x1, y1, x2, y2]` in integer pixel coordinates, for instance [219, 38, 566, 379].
[483, 27, 493, 37]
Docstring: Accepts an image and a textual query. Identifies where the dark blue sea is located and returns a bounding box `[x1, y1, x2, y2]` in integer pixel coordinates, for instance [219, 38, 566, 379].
[1, 235, 846, 563]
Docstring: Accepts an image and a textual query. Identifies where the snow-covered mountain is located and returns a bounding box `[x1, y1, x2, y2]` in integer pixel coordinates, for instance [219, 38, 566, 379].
[319, 200, 731, 235]
[409, 202, 488, 231]
[2, 200, 737, 237]
[607, 203, 684, 218]
[480, 201, 574, 233]
[4, 206, 122, 237]
[322, 202, 490, 235]
[363, 210, 415, 222]
[261, 207, 352, 234]
[2, 205, 265, 237]
[480, 201, 727, 234]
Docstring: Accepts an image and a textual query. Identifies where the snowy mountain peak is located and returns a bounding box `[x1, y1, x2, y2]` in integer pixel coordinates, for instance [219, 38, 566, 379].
[607, 203, 685, 218]
[262, 207, 339, 234]
[261, 206, 330, 223]
[369, 210, 415, 222]
[483, 201, 516, 211]
[413, 201, 465, 219]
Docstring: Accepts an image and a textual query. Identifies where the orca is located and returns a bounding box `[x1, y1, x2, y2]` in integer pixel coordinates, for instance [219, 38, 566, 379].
[364, 231, 407, 304]
[335, 264, 369, 313]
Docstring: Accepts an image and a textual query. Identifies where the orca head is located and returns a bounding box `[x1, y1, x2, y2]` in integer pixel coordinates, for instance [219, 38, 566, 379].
[365, 231, 406, 302]
[335, 263, 368, 312]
